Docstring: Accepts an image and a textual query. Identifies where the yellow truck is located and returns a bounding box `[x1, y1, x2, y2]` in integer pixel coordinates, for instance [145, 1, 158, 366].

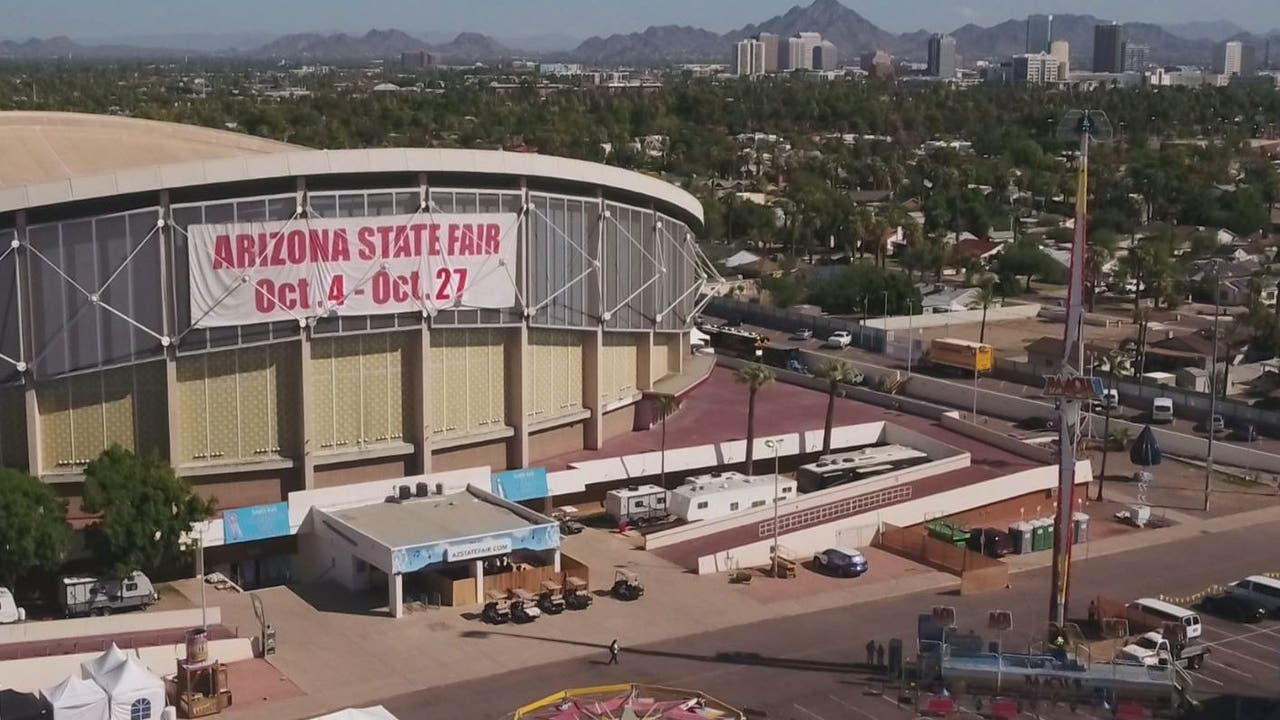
[924, 338, 995, 374]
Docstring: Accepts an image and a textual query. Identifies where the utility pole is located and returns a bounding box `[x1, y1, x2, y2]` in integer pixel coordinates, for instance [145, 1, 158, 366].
[1048, 110, 1112, 629]
[1205, 263, 1221, 512]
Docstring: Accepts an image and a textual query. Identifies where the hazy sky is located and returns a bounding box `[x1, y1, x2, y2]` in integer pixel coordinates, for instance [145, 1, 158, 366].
[6, 0, 1278, 40]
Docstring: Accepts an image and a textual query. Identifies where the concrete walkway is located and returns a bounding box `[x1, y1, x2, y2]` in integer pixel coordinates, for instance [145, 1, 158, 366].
[208, 502, 1280, 720]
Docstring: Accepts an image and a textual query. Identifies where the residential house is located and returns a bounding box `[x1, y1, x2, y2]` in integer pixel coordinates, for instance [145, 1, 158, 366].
[1145, 328, 1242, 372]
[919, 285, 985, 313]
[953, 238, 1004, 266]
[1023, 336, 1116, 375]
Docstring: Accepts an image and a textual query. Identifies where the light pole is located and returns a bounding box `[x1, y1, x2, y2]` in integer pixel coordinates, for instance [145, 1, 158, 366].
[764, 439, 781, 578]
[906, 298, 915, 376]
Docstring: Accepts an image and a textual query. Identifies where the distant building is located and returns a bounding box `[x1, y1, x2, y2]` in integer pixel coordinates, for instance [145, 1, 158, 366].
[1027, 14, 1053, 54]
[1215, 41, 1243, 76]
[1011, 53, 1062, 84]
[860, 50, 894, 79]
[788, 32, 823, 72]
[1050, 40, 1071, 76]
[400, 51, 433, 70]
[736, 38, 765, 76]
[1123, 43, 1149, 72]
[928, 34, 958, 78]
[757, 32, 781, 73]
[1093, 23, 1125, 73]
[815, 40, 839, 70]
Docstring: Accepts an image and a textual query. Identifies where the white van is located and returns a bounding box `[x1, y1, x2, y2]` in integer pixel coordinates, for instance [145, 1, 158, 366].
[0, 588, 26, 624]
[1229, 576, 1280, 616]
[1151, 397, 1174, 423]
[1131, 598, 1201, 639]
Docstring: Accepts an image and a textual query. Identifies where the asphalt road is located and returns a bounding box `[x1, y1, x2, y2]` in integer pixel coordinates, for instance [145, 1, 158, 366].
[379, 521, 1280, 720]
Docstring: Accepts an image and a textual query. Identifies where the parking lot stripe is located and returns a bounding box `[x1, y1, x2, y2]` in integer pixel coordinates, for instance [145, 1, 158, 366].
[1201, 624, 1280, 643]
[1207, 643, 1280, 672]
[827, 693, 883, 719]
[792, 703, 827, 720]
[1209, 660, 1255, 679]
[1187, 670, 1224, 687]
[1223, 634, 1280, 656]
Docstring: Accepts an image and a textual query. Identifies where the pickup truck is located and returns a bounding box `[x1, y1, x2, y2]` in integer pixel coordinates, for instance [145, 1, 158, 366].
[1116, 631, 1210, 670]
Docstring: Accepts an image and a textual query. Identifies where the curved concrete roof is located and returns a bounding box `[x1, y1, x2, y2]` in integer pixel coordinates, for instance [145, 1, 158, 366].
[0, 147, 704, 228]
[0, 111, 301, 190]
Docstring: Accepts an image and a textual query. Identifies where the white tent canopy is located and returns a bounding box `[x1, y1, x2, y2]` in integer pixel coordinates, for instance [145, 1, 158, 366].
[96, 658, 164, 720]
[309, 707, 401, 720]
[79, 645, 126, 684]
[43, 675, 109, 720]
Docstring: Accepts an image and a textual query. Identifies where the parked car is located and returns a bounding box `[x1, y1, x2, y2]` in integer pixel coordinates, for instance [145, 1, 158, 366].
[1016, 415, 1058, 432]
[1199, 414, 1227, 435]
[1229, 424, 1258, 442]
[812, 548, 869, 578]
[1200, 593, 1268, 624]
[1091, 389, 1120, 413]
[792, 328, 814, 340]
[1150, 397, 1174, 424]
[824, 331, 853, 349]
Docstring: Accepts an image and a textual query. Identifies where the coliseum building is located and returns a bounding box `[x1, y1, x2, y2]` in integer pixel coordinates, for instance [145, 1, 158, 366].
[0, 112, 708, 517]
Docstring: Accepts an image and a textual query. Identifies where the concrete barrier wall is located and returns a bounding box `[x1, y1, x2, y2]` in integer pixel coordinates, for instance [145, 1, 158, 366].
[863, 303, 1042, 330]
[694, 462, 1090, 575]
[0, 608, 222, 646]
[939, 415, 1057, 464]
[656, 449, 972, 552]
[0, 637, 254, 693]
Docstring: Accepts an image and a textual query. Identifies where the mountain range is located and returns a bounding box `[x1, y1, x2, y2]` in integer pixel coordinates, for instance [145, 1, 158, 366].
[3, 0, 1279, 67]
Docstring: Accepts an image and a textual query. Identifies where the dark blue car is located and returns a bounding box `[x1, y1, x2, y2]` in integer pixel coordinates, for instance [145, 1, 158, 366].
[812, 548, 869, 577]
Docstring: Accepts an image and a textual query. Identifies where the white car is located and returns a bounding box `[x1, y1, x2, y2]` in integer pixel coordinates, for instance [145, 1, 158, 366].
[1117, 631, 1166, 666]
[825, 331, 853, 349]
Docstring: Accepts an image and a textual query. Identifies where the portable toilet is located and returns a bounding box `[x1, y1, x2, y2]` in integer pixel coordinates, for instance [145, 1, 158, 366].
[1043, 517, 1056, 550]
[1072, 512, 1090, 544]
[1030, 519, 1048, 552]
[1008, 522, 1033, 555]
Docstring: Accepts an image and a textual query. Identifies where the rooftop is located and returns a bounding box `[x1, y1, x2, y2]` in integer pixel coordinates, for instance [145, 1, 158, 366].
[0, 111, 300, 189]
[324, 491, 541, 549]
[673, 472, 793, 497]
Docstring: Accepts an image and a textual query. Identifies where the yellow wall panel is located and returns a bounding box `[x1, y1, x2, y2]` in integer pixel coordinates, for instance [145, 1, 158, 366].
[176, 357, 209, 460]
[100, 369, 135, 451]
[204, 351, 238, 460]
[39, 361, 167, 469]
[429, 333, 449, 434]
[69, 375, 105, 465]
[311, 332, 410, 451]
[37, 380, 72, 468]
[238, 346, 272, 455]
[179, 346, 291, 463]
[602, 334, 638, 402]
[133, 362, 168, 459]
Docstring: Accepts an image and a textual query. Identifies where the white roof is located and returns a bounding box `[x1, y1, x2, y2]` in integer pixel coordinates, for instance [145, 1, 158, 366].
[80, 644, 127, 683]
[43, 675, 109, 720]
[829, 547, 866, 558]
[309, 707, 401, 720]
[674, 472, 794, 497]
[723, 250, 763, 268]
[607, 484, 666, 498]
[98, 657, 165, 720]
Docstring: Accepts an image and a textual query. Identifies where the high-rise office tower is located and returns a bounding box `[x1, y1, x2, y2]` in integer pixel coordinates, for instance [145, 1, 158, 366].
[1093, 23, 1125, 72]
[928, 34, 958, 78]
[1027, 14, 1053, 54]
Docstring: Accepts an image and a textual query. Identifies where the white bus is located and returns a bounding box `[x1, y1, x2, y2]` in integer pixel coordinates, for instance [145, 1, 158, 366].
[1130, 598, 1202, 639]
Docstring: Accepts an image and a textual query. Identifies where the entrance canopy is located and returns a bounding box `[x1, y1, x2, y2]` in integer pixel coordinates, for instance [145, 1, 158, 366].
[308, 708, 400, 720]
[317, 486, 559, 575]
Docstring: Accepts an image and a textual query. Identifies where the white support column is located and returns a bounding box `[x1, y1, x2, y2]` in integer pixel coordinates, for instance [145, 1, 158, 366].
[15, 211, 40, 476]
[583, 191, 606, 450]
[157, 190, 182, 467]
[473, 559, 485, 605]
[553, 549, 562, 573]
[389, 572, 403, 619]
[295, 179, 315, 490]
[506, 326, 529, 470]
[678, 329, 691, 374]
[411, 327, 431, 474]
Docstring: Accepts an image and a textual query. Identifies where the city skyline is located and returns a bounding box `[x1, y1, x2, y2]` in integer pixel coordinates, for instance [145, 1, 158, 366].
[5, 0, 1279, 44]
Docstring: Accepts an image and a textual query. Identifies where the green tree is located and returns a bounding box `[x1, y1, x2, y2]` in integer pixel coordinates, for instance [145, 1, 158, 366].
[81, 446, 217, 577]
[994, 238, 1054, 293]
[654, 394, 679, 489]
[816, 359, 858, 454]
[975, 277, 997, 344]
[735, 364, 775, 473]
[807, 263, 920, 315]
[0, 468, 71, 594]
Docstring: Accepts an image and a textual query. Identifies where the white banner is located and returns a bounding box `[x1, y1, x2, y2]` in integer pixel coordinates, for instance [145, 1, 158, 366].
[186, 212, 520, 328]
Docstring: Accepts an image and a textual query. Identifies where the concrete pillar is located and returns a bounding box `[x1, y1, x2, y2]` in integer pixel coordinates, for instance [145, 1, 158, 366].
[678, 329, 691, 374]
[389, 572, 403, 619]
[411, 327, 432, 475]
[472, 559, 485, 605]
[154, 192, 182, 467]
[553, 549, 562, 573]
[583, 326, 604, 450]
[23, 382, 40, 477]
[637, 330, 656, 392]
[505, 325, 529, 470]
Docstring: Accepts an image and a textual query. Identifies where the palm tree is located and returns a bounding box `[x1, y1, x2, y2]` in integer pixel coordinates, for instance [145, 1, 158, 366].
[816, 359, 857, 454]
[976, 278, 997, 345]
[736, 364, 775, 473]
[654, 394, 678, 489]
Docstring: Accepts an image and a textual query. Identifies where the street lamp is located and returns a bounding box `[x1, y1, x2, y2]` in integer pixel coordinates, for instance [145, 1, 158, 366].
[764, 439, 781, 578]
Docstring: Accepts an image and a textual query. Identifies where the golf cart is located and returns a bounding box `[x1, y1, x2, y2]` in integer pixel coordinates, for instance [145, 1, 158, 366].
[481, 590, 511, 624]
[553, 509, 585, 536]
[610, 569, 645, 601]
[509, 588, 543, 623]
[538, 580, 566, 615]
[565, 576, 593, 610]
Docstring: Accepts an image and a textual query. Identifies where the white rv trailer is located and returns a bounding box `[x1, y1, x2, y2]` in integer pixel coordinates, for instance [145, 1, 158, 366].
[668, 471, 797, 522]
[604, 484, 671, 525]
[795, 444, 931, 493]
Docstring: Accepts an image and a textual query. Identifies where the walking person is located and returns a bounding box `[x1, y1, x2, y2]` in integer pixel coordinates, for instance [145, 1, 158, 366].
[875, 642, 886, 669]
[607, 638, 620, 665]
[865, 639, 876, 667]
